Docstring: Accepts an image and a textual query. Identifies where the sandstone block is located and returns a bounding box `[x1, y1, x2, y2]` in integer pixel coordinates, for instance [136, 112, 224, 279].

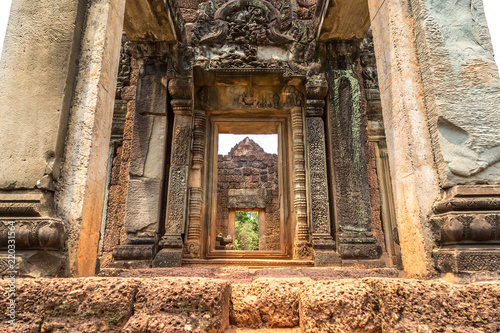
[299, 278, 500, 332]
[127, 277, 231, 332]
[124, 177, 162, 234]
[230, 278, 304, 328]
[0, 279, 45, 332]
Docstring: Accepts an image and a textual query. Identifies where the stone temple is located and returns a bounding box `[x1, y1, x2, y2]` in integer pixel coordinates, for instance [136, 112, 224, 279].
[1, 0, 500, 331]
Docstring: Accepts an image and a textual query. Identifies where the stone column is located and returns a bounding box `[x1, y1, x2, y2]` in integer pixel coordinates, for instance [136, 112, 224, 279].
[369, 0, 500, 278]
[325, 42, 382, 262]
[0, 0, 126, 277]
[291, 106, 312, 260]
[111, 45, 169, 268]
[305, 75, 340, 266]
[153, 78, 192, 267]
[183, 111, 207, 259]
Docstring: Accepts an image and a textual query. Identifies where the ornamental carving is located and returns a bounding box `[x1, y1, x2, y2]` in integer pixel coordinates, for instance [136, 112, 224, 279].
[193, 0, 293, 46]
[165, 166, 189, 234]
[307, 117, 330, 234]
[171, 126, 192, 166]
[191, 0, 319, 73]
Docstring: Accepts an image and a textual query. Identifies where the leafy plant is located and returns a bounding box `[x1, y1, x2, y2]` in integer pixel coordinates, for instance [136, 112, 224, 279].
[234, 211, 259, 251]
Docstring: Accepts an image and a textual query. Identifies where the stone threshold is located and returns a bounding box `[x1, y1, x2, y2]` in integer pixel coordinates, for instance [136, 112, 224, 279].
[98, 266, 400, 282]
[181, 259, 315, 267]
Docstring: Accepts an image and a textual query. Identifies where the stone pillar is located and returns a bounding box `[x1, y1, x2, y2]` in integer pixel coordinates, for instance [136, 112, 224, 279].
[325, 42, 382, 262]
[183, 111, 207, 259]
[153, 78, 192, 267]
[111, 45, 169, 268]
[369, 0, 500, 277]
[409, 0, 500, 277]
[291, 106, 312, 260]
[0, 0, 126, 277]
[305, 75, 340, 266]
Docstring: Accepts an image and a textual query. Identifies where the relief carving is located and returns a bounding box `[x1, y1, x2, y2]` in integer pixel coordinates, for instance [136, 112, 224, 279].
[223, 86, 303, 109]
[165, 166, 189, 234]
[0, 219, 65, 250]
[171, 126, 192, 166]
[184, 187, 203, 258]
[192, 112, 207, 170]
[307, 117, 330, 235]
[280, 86, 304, 108]
[193, 0, 293, 46]
[191, 0, 320, 74]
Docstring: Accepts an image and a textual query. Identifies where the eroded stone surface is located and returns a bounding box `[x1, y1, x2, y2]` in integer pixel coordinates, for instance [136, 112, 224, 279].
[2, 275, 500, 332]
[130, 278, 231, 332]
[0, 277, 231, 333]
[299, 278, 500, 332]
[124, 177, 163, 234]
[231, 278, 304, 328]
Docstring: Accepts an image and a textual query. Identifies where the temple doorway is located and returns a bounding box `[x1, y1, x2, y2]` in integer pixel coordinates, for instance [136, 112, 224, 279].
[205, 120, 292, 259]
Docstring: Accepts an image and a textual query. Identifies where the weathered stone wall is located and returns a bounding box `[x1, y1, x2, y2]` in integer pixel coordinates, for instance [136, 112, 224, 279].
[216, 138, 280, 251]
[99, 39, 139, 268]
[361, 31, 388, 255]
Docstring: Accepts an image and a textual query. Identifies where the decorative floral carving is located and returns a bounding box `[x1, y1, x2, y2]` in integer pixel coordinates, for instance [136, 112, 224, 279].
[166, 166, 189, 234]
[306, 117, 330, 234]
[171, 126, 192, 166]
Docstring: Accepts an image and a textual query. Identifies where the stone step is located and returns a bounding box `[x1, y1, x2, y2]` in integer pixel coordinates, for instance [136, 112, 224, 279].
[3, 274, 499, 332]
[181, 258, 315, 268]
[223, 327, 301, 332]
[98, 266, 400, 282]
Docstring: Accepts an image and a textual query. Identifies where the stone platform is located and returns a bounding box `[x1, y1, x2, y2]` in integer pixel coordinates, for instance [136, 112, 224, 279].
[1, 267, 499, 332]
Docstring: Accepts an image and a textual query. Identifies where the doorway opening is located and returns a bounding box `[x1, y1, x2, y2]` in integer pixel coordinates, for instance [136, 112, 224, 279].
[234, 210, 260, 251]
[208, 119, 289, 258]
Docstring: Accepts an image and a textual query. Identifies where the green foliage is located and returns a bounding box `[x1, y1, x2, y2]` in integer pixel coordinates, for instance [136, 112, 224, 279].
[234, 211, 259, 251]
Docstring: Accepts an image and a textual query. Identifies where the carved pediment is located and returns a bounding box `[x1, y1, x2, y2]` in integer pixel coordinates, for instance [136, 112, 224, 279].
[191, 0, 320, 75]
[194, 0, 293, 45]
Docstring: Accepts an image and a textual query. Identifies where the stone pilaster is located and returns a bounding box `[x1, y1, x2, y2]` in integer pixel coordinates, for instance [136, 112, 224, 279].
[291, 106, 312, 260]
[153, 78, 193, 267]
[183, 111, 207, 259]
[110, 45, 169, 268]
[325, 42, 382, 261]
[305, 75, 340, 266]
